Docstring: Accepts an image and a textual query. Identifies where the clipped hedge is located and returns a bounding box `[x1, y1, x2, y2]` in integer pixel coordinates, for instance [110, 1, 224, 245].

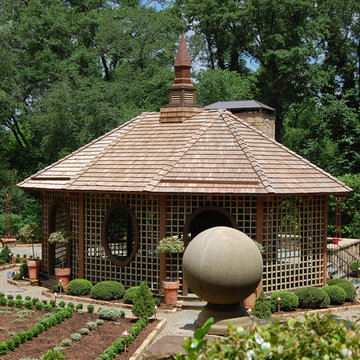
[294, 287, 330, 309]
[90, 281, 125, 301]
[327, 278, 356, 301]
[270, 291, 299, 311]
[350, 260, 360, 275]
[175, 313, 360, 359]
[0, 307, 73, 355]
[96, 317, 149, 360]
[252, 291, 272, 319]
[67, 279, 93, 296]
[124, 286, 140, 304]
[323, 285, 347, 305]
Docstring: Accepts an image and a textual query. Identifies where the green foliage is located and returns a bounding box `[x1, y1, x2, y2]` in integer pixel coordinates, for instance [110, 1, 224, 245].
[0, 297, 6, 306]
[295, 287, 330, 309]
[125, 286, 140, 304]
[327, 278, 356, 301]
[24, 301, 32, 310]
[0, 259, 5, 265]
[90, 281, 125, 301]
[270, 291, 299, 311]
[176, 313, 360, 359]
[61, 338, 72, 347]
[75, 303, 83, 311]
[0, 245, 11, 262]
[67, 279, 93, 296]
[158, 237, 184, 254]
[98, 308, 125, 321]
[323, 285, 347, 305]
[86, 321, 97, 330]
[52, 285, 64, 293]
[48, 231, 71, 245]
[350, 260, 360, 275]
[96, 319, 104, 326]
[41, 349, 65, 360]
[87, 304, 94, 313]
[131, 282, 156, 318]
[31, 297, 39, 305]
[7, 299, 14, 307]
[80, 328, 90, 335]
[71, 333, 81, 342]
[15, 300, 23, 308]
[252, 291, 272, 319]
[35, 302, 44, 311]
[58, 301, 65, 308]
[18, 224, 41, 244]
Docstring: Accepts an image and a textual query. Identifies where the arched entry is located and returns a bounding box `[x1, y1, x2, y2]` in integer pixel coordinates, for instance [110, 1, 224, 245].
[182, 206, 237, 295]
[48, 201, 71, 275]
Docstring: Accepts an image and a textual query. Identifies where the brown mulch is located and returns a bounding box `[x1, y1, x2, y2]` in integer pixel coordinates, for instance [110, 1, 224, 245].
[1, 311, 158, 360]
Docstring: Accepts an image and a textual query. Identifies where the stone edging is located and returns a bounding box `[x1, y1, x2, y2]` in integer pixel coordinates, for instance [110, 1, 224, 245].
[272, 303, 360, 320]
[7, 279, 31, 287]
[129, 318, 167, 360]
[0, 264, 15, 271]
[41, 290, 177, 313]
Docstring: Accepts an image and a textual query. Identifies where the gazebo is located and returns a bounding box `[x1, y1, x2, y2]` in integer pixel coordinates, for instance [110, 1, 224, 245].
[18, 34, 351, 296]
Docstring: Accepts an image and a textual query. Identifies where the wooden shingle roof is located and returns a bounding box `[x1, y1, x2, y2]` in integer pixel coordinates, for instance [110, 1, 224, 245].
[18, 109, 351, 195]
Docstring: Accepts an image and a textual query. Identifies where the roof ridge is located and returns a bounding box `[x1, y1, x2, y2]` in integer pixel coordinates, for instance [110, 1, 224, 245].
[224, 110, 352, 193]
[65, 114, 145, 189]
[17, 114, 147, 188]
[221, 111, 274, 193]
[145, 111, 219, 191]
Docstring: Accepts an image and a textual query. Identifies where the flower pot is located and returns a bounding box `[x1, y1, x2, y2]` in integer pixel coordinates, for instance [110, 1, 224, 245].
[162, 280, 180, 305]
[243, 292, 256, 308]
[27, 259, 41, 281]
[55, 268, 71, 288]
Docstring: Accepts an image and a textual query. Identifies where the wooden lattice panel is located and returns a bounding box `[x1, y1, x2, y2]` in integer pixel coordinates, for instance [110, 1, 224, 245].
[165, 195, 257, 294]
[83, 193, 160, 291]
[262, 195, 325, 293]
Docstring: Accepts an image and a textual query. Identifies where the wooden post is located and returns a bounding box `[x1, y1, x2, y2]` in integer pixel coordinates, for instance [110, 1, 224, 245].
[255, 196, 264, 296]
[159, 195, 166, 292]
[78, 193, 85, 279]
[322, 195, 328, 286]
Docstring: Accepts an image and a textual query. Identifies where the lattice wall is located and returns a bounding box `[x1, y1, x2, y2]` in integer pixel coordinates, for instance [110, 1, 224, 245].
[83, 193, 160, 291]
[262, 195, 326, 293]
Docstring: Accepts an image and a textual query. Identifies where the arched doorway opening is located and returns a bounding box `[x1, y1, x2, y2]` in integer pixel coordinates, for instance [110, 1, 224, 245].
[182, 206, 237, 295]
[48, 201, 71, 275]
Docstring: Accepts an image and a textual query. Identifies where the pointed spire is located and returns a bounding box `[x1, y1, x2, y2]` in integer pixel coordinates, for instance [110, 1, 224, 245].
[174, 33, 191, 67]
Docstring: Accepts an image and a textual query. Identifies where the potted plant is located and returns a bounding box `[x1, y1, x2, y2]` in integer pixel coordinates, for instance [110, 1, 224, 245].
[158, 237, 184, 305]
[19, 224, 42, 281]
[48, 230, 72, 288]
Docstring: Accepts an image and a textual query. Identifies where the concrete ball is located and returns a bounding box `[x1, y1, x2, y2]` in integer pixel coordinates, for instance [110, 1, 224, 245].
[183, 226, 263, 304]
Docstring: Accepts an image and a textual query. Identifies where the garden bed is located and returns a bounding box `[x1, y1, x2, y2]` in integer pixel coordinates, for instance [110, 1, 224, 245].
[0, 305, 160, 359]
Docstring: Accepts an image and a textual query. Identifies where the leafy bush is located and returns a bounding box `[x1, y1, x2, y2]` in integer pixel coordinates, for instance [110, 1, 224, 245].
[58, 301, 66, 308]
[176, 313, 360, 359]
[0, 245, 11, 262]
[19, 263, 28, 278]
[270, 291, 299, 311]
[86, 322, 97, 330]
[12, 273, 22, 280]
[132, 282, 156, 318]
[16, 300, 23, 308]
[7, 299, 14, 307]
[42, 300, 48, 305]
[98, 308, 125, 321]
[25, 296, 31, 301]
[67, 279, 93, 296]
[24, 301, 32, 309]
[350, 260, 360, 275]
[52, 284, 64, 293]
[0, 297, 6, 306]
[71, 333, 81, 342]
[323, 285, 347, 305]
[252, 291, 272, 319]
[80, 328, 90, 335]
[95, 319, 104, 325]
[77, 309, 85, 315]
[327, 278, 356, 301]
[7, 294, 13, 300]
[0, 259, 5, 265]
[61, 339, 72, 347]
[295, 287, 330, 309]
[44, 304, 53, 312]
[76, 303, 83, 311]
[53, 347, 64, 354]
[90, 281, 125, 301]
[125, 286, 140, 304]
[87, 304, 94, 313]
[35, 302, 44, 311]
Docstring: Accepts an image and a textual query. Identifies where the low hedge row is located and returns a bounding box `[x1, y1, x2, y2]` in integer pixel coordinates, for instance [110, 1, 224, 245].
[90, 281, 125, 301]
[0, 306, 74, 355]
[67, 279, 93, 296]
[96, 317, 149, 360]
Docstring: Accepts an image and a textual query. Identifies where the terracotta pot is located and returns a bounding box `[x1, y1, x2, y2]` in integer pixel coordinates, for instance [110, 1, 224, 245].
[27, 259, 40, 281]
[243, 292, 256, 309]
[162, 280, 180, 305]
[55, 268, 71, 288]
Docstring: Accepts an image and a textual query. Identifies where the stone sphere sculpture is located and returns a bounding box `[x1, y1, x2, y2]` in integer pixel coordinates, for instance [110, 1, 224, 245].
[182, 226, 263, 334]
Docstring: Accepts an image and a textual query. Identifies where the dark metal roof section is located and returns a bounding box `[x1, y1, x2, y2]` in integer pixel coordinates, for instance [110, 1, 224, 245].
[205, 100, 275, 112]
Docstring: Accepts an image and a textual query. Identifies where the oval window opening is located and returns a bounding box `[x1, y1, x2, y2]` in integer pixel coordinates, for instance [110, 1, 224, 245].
[103, 205, 139, 266]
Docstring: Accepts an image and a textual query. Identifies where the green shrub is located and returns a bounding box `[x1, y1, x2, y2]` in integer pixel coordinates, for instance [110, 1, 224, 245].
[98, 307, 125, 321]
[52, 284, 64, 293]
[7, 294, 13, 300]
[42, 300, 48, 305]
[76, 303, 83, 311]
[24, 301, 32, 309]
[86, 321, 97, 330]
[61, 338, 72, 347]
[328, 278, 356, 301]
[15, 257, 20, 263]
[322, 285, 347, 305]
[67, 279, 93, 296]
[58, 301, 66, 308]
[295, 287, 330, 309]
[71, 333, 81, 342]
[80, 328, 90, 335]
[32, 297, 39, 305]
[25, 296, 31, 301]
[53, 347, 64, 354]
[90, 281, 125, 301]
[0, 259, 5, 265]
[350, 260, 360, 275]
[19, 263, 28, 278]
[125, 286, 140, 304]
[44, 304, 52, 312]
[132, 282, 156, 318]
[16, 299, 23, 308]
[270, 291, 299, 311]
[0, 297, 6, 306]
[176, 313, 360, 359]
[87, 304, 94, 313]
[0, 245, 11, 262]
[12, 273, 22, 280]
[35, 302, 44, 311]
[50, 300, 56, 308]
[66, 302, 75, 309]
[252, 291, 272, 319]
[95, 319, 104, 325]
[7, 299, 14, 307]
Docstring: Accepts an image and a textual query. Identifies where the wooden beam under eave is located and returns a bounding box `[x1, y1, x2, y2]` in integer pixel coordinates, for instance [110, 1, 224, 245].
[78, 193, 85, 279]
[322, 195, 328, 286]
[159, 195, 166, 292]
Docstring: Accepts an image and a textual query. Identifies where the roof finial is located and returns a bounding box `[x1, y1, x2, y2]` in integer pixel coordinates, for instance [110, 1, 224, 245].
[174, 33, 191, 68]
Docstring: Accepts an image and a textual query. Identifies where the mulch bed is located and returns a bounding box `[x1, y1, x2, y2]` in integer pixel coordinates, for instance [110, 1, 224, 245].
[1, 309, 158, 360]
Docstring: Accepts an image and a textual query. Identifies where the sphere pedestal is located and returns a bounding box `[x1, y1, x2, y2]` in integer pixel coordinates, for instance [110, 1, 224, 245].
[196, 302, 254, 335]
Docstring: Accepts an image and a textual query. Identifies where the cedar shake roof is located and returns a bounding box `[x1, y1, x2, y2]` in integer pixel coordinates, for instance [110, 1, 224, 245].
[18, 109, 351, 195]
[205, 100, 275, 112]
